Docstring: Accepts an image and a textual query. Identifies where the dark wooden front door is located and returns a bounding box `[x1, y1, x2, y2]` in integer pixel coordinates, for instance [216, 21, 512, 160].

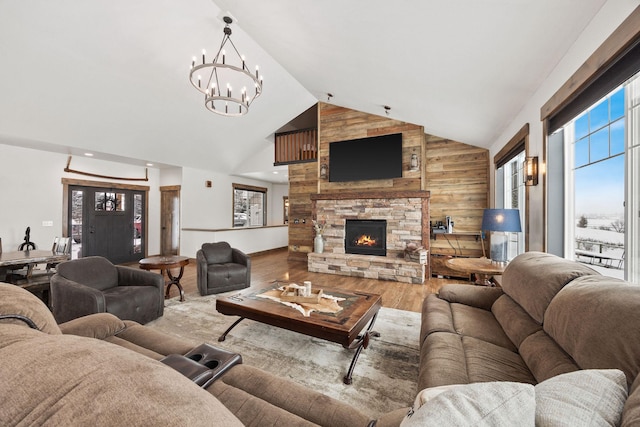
[71, 186, 145, 264]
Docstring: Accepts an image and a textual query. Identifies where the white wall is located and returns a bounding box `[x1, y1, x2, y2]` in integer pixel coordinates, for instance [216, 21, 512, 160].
[0, 144, 161, 254]
[0, 145, 289, 259]
[176, 166, 288, 257]
[489, 0, 638, 251]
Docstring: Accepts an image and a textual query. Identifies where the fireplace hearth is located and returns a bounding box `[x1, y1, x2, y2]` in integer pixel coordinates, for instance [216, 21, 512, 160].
[345, 219, 386, 256]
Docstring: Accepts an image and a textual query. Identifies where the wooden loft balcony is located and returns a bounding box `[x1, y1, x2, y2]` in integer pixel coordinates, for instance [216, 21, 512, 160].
[274, 127, 318, 165]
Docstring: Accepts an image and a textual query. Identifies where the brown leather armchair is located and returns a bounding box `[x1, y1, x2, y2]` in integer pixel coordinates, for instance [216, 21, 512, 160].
[50, 256, 164, 324]
[196, 242, 250, 295]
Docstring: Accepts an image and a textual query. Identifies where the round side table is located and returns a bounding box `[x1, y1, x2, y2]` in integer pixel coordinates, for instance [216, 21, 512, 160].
[139, 255, 189, 301]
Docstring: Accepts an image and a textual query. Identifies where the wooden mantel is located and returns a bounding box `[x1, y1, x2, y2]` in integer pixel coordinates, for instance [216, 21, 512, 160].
[310, 190, 430, 201]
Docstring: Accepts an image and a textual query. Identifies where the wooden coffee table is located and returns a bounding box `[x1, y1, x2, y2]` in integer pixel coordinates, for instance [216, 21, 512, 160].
[139, 255, 189, 301]
[216, 283, 382, 384]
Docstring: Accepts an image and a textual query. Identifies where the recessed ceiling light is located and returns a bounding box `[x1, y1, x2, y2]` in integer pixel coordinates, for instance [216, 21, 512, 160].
[273, 171, 279, 174]
[84, 153, 94, 157]
[146, 163, 154, 167]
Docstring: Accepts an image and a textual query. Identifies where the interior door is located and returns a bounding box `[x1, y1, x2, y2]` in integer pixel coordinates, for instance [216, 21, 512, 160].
[160, 186, 180, 256]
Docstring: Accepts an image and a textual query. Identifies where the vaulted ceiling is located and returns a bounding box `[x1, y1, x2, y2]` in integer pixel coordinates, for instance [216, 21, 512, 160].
[0, 0, 608, 183]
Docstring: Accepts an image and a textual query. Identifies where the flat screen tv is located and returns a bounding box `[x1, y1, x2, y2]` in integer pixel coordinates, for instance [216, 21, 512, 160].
[329, 133, 403, 182]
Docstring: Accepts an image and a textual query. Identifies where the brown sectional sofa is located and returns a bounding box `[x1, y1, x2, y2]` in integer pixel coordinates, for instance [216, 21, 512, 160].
[2, 251, 640, 425]
[417, 251, 640, 426]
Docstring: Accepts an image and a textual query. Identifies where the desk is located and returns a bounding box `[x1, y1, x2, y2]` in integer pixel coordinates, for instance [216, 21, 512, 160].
[446, 257, 505, 286]
[139, 255, 189, 302]
[0, 250, 70, 280]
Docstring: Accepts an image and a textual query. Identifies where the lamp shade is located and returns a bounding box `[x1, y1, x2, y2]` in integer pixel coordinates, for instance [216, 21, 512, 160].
[481, 209, 522, 233]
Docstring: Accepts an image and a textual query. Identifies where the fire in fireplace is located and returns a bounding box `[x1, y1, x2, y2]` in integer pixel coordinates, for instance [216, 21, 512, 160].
[345, 219, 386, 256]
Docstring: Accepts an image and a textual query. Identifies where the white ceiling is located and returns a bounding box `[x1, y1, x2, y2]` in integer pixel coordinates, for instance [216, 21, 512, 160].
[0, 0, 608, 184]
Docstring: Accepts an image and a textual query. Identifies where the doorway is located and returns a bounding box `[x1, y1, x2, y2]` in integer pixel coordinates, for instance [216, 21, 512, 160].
[66, 181, 148, 264]
[160, 185, 180, 256]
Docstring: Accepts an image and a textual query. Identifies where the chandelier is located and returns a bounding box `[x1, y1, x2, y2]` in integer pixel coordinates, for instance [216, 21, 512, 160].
[189, 16, 263, 117]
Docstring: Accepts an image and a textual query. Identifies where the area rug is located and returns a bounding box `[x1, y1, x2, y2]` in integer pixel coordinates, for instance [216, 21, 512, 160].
[146, 291, 420, 419]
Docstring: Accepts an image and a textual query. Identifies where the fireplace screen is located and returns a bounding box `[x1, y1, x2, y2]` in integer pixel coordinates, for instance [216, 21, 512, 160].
[345, 219, 387, 256]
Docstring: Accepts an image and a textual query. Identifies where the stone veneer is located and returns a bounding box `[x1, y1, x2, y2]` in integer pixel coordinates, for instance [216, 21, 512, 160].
[308, 191, 430, 284]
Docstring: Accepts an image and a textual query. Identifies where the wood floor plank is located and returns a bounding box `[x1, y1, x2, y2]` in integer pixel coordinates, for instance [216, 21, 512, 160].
[147, 248, 468, 313]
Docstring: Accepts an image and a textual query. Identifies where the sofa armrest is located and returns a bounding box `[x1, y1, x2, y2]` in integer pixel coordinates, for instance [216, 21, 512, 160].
[438, 284, 504, 311]
[116, 265, 164, 291]
[231, 248, 250, 267]
[232, 248, 251, 285]
[196, 249, 208, 295]
[59, 312, 127, 339]
[50, 275, 106, 323]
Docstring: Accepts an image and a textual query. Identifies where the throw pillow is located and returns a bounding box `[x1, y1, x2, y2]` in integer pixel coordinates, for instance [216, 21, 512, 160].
[535, 369, 628, 426]
[401, 382, 535, 426]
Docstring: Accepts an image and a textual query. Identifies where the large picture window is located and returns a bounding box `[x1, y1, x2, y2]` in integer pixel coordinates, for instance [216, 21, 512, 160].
[233, 183, 267, 228]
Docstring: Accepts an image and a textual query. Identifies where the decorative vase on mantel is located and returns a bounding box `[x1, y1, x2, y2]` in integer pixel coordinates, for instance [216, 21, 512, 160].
[314, 235, 324, 253]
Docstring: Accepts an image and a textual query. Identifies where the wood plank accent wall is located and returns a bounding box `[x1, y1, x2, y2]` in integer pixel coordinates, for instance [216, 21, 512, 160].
[425, 136, 489, 275]
[317, 102, 424, 193]
[286, 102, 490, 272]
[287, 162, 317, 261]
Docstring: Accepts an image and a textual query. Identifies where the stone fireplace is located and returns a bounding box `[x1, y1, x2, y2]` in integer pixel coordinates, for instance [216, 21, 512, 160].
[307, 191, 430, 284]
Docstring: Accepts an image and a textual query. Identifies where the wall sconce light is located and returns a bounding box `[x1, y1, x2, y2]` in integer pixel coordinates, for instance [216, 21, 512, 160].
[410, 152, 419, 172]
[320, 163, 328, 180]
[523, 156, 538, 186]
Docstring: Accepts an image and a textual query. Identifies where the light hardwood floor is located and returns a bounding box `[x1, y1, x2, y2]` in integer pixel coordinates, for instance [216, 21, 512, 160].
[159, 248, 468, 313]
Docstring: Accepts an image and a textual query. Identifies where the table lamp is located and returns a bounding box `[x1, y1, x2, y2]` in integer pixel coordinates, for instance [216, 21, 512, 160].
[481, 209, 521, 264]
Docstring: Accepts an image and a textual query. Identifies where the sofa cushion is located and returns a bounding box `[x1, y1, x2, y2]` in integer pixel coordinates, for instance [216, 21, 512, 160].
[0, 282, 61, 335]
[623, 375, 640, 426]
[207, 263, 247, 287]
[400, 381, 535, 427]
[103, 285, 163, 324]
[56, 256, 119, 291]
[209, 364, 372, 427]
[421, 294, 515, 351]
[202, 242, 233, 264]
[492, 294, 542, 349]
[501, 252, 599, 324]
[418, 332, 536, 390]
[0, 324, 243, 426]
[544, 276, 640, 387]
[535, 369, 628, 427]
[519, 330, 579, 383]
[449, 303, 516, 351]
[58, 312, 127, 339]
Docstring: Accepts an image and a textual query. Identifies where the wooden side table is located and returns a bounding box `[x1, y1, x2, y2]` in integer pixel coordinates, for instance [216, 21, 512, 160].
[446, 257, 505, 286]
[139, 255, 189, 301]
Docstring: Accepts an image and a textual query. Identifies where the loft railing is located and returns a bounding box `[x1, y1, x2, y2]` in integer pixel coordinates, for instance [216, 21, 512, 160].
[274, 128, 318, 165]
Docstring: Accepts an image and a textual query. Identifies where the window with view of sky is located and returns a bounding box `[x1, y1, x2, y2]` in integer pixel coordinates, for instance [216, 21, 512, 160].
[567, 86, 625, 276]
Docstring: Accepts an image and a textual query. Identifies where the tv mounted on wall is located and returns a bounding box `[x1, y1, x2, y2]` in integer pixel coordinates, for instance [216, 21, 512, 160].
[329, 133, 403, 182]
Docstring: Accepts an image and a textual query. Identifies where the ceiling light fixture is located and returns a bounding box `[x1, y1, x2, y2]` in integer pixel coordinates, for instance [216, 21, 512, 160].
[189, 16, 263, 117]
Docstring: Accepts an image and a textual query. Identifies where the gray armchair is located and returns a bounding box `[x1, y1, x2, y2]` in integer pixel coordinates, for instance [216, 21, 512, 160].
[196, 242, 250, 295]
[50, 256, 164, 324]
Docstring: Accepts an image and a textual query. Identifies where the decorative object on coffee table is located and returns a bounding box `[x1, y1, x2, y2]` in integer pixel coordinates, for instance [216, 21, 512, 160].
[280, 284, 323, 304]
